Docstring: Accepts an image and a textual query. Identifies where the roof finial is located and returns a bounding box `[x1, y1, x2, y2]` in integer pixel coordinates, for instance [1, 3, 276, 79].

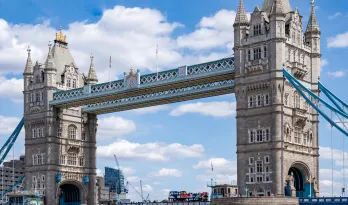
[310, 0, 315, 9]
[86, 53, 98, 85]
[24, 45, 33, 74]
[90, 53, 94, 65]
[55, 26, 67, 43]
[306, 0, 320, 34]
[27, 46, 31, 57]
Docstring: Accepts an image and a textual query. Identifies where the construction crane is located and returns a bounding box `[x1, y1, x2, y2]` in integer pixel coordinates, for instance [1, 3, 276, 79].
[114, 155, 120, 170]
[126, 181, 144, 202]
[140, 180, 144, 201]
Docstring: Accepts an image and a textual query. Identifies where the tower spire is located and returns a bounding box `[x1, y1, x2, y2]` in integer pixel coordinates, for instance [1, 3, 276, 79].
[270, 0, 285, 15]
[24, 46, 33, 74]
[306, 0, 320, 34]
[44, 41, 55, 70]
[86, 54, 98, 85]
[234, 0, 248, 26]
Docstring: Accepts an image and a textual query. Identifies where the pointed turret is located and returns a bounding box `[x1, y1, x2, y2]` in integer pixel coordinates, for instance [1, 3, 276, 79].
[86, 54, 98, 85]
[262, 0, 292, 14]
[44, 41, 55, 70]
[24, 46, 33, 74]
[270, 0, 285, 16]
[234, 0, 249, 26]
[306, 0, 320, 34]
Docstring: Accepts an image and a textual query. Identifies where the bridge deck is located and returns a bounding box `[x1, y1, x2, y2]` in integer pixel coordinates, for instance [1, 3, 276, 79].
[50, 57, 235, 114]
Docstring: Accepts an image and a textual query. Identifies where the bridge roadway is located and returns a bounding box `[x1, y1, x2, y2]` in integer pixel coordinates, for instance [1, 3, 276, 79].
[97, 198, 348, 205]
[50, 57, 235, 114]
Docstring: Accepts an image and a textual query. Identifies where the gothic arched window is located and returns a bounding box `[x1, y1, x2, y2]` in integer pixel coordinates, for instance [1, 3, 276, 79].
[294, 92, 300, 108]
[68, 125, 77, 140]
[67, 78, 71, 87]
[72, 79, 77, 88]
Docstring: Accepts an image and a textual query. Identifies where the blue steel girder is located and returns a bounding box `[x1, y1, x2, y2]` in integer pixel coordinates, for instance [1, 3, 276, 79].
[82, 79, 234, 114]
[50, 57, 235, 109]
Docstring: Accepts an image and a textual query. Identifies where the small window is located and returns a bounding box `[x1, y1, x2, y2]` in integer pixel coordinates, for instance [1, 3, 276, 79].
[250, 130, 255, 143]
[266, 128, 270, 141]
[264, 156, 269, 164]
[68, 125, 77, 140]
[42, 175, 45, 181]
[36, 93, 40, 102]
[248, 96, 253, 108]
[257, 95, 262, 107]
[57, 128, 62, 137]
[72, 79, 77, 88]
[79, 157, 84, 166]
[249, 157, 254, 165]
[253, 48, 262, 60]
[264, 94, 270, 106]
[41, 92, 44, 101]
[250, 177, 254, 183]
[248, 50, 251, 61]
[294, 92, 300, 108]
[253, 24, 262, 35]
[264, 46, 267, 58]
[285, 94, 288, 105]
[256, 161, 263, 173]
[67, 78, 71, 88]
[257, 176, 263, 182]
[267, 191, 271, 196]
[38, 128, 42, 138]
[250, 167, 254, 173]
[265, 166, 269, 172]
[256, 129, 263, 142]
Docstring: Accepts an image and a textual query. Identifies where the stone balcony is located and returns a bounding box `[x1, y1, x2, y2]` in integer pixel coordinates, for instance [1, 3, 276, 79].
[292, 107, 308, 127]
[68, 139, 81, 146]
[287, 61, 308, 79]
[245, 58, 268, 74]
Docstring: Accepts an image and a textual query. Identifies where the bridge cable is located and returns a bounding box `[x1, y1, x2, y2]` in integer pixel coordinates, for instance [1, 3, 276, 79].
[283, 69, 348, 137]
[283, 69, 348, 120]
[331, 110, 334, 197]
[319, 81, 348, 111]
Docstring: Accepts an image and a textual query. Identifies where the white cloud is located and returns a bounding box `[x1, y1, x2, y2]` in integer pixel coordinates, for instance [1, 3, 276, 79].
[320, 146, 348, 166]
[131, 105, 169, 115]
[177, 9, 235, 51]
[149, 168, 182, 177]
[193, 158, 237, 184]
[329, 12, 342, 20]
[122, 167, 136, 176]
[321, 59, 329, 69]
[0, 75, 23, 103]
[170, 101, 236, 118]
[328, 71, 345, 78]
[328, 32, 348, 48]
[126, 176, 140, 182]
[97, 139, 204, 161]
[0, 6, 237, 86]
[97, 116, 136, 139]
[96, 169, 103, 177]
[319, 180, 343, 197]
[0, 115, 22, 135]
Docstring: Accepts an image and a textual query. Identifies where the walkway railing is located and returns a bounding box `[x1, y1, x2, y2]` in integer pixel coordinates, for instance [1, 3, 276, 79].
[300, 197, 348, 204]
[120, 203, 210, 205]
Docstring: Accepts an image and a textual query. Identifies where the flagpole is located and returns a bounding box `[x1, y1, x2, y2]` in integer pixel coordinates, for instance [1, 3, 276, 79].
[156, 40, 158, 81]
[109, 55, 111, 82]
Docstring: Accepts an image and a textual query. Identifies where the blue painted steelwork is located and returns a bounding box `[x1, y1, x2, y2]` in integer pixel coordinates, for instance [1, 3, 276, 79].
[82, 79, 234, 113]
[0, 118, 24, 165]
[51, 57, 234, 106]
[0, 176, 25, 199]
[319, 82, 347, 113]
[283, 69, 348, 137]
[283, 69, 348, 119]
[119, 202, 210, 205]
[300, 197, 348, 204]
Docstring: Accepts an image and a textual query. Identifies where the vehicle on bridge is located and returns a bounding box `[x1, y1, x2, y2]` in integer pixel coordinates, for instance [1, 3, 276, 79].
[168, 191, 208, 202]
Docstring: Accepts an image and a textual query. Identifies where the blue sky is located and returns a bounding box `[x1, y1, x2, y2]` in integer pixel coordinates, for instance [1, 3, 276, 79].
[1, 0, 348, 201]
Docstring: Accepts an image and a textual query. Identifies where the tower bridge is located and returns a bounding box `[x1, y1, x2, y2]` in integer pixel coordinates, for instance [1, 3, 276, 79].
[2, 0, 348, 204]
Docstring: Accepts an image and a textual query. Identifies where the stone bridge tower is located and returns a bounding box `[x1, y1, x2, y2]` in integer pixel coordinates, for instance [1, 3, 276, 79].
[234, 0, 320, 197]
[23, 28, 98, 204]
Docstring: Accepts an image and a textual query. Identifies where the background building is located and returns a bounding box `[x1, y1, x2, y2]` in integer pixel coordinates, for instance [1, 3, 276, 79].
[104, 167, 125, 195]
[0, 156, 25, 195]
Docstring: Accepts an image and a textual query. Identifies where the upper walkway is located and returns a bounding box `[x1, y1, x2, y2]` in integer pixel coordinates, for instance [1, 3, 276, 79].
[50, 57, 235, 114]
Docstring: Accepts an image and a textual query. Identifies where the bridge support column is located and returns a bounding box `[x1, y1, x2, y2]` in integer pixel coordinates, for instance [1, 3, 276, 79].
[85, 113, 98, 205]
